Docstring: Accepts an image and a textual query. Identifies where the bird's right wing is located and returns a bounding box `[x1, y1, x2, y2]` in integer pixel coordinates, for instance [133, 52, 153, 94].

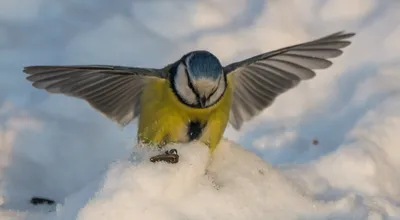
[24, 65, 167, 126]
[224, 31, 355, 130]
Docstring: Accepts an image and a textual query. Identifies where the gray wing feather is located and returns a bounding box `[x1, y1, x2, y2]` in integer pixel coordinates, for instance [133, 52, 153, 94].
[24, 65, 165, 126]
[225, 31, 355, 130]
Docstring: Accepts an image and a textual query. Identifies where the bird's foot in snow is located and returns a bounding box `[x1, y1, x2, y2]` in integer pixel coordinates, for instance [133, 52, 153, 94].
[150, 149, 179, 164]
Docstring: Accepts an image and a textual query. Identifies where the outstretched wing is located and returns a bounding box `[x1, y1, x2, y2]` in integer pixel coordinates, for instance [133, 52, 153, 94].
[24, 65, 166, 126]
[224, 31, 355, 130]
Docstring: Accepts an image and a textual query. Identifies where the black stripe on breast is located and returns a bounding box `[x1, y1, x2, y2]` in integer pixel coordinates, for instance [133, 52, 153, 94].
[187, 120, 206, 141]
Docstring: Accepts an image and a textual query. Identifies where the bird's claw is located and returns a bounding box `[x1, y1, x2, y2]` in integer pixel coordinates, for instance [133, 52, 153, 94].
[150, 149, 179, 164]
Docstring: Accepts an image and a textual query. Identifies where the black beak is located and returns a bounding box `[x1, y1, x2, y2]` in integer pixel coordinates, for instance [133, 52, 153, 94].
[199, 96, 207, 108]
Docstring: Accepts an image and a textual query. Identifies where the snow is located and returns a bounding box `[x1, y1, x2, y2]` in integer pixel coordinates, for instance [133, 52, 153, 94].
[57, 141, 354, 220]
[2, 140, 385, 220]
[1, 0, 400, 219]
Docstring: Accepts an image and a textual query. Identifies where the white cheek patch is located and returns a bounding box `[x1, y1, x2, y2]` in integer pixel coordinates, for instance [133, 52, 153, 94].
[207, 77, 226, 106]
[174, 63, 197, 105]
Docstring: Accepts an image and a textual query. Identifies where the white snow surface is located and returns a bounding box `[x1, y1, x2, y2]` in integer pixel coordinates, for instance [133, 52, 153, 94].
[1, 0, 400, 219]
[4, 139, 396, 220]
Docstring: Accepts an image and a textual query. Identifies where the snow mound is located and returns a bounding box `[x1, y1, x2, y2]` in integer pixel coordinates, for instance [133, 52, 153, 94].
[42, 140, 359, 220]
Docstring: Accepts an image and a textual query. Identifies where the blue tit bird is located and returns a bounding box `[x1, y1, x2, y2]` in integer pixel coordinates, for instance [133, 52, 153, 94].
[23, 31, 355, 163]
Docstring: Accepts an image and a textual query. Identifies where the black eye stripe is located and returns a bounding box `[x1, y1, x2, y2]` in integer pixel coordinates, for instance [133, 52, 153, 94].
[206, 76, 222, 100]
[207, 87, 218, 100]
[184, 66, 200, 99]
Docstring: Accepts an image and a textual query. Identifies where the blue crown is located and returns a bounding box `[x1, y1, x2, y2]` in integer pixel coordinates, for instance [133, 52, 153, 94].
[185, 51, 223, 80]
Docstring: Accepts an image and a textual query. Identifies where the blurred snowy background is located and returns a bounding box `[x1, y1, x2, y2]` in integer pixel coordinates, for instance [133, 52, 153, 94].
[1, 0, 400, 219]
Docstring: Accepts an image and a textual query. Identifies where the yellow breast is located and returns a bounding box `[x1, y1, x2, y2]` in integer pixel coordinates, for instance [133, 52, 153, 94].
[137, 78, 232, 151]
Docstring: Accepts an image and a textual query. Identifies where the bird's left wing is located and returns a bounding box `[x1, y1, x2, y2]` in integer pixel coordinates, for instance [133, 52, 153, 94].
[24, 65, 167, 126]
[224, 31, 355, 130]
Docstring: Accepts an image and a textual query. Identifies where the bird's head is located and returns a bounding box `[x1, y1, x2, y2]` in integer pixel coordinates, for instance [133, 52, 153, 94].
[170, 50, 227, 108]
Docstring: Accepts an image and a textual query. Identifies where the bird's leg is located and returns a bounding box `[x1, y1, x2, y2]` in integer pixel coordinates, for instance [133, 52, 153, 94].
[149, 138, 179, 164]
